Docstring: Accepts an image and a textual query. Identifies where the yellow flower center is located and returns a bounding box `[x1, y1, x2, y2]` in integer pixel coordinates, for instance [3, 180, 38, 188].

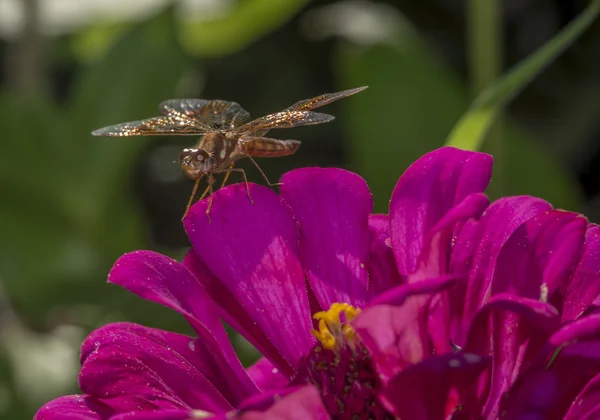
[311, 303, 361, 352]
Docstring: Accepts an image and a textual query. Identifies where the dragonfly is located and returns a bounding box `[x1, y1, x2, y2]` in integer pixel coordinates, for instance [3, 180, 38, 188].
[91, 86, 368, 221]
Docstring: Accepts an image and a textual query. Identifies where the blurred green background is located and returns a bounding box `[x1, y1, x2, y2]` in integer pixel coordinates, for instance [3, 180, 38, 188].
[1, 0, 599, 418]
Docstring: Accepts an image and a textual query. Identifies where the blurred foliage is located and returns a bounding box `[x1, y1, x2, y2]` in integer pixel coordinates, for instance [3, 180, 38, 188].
[73, 0, 309, 62]
[0, 9, 189, 326]
[1, 0, 599, 418]
[448, 0, 600, 154]
[339, 12, 588, 213]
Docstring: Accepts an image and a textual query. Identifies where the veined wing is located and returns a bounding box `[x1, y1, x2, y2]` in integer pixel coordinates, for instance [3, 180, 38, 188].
[159, 99, 252, 129]
[91, 115, 209, 137]
[283, 86, 368, 112]
[236, 110, 334, 135]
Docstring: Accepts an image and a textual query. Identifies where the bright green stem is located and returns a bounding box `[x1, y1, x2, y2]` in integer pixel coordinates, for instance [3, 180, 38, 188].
[467, 0, 503, 195]
[446, 0, 600, 152]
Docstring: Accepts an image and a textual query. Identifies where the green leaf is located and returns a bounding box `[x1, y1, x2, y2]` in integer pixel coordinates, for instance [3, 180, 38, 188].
[72, 0, 309, 61]
[180, 0, 309, 57]
[446, 0, 600, 151]
[337, 27, 582, 212]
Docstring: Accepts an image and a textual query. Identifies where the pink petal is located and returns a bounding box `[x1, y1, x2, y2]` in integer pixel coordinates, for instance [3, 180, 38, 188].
[246, 358, 289, 391]
[110, 410, 206, 420]
[549, 313, 600, 345]
[378, 352, 489, 419]
[108, 252, 257, 402]
[564, 372, 600, 420]
[485, 315, 600, 419]
[454, 196, 551, 345]
[237, 386, 329, 420]
[491, 210, 586, 300]
[499, 370, 559, 420]
[408, 193, 489, 282]
[403, 193, 488, 355]
[183, 183, 313, 375]
[367, 214, 403, 296]
[353, 277, 455, 381]
[182, 251, 290, 375]
[79, 322, 235, 413]
[464, 294, 561, 418]
[35, 395, 105, 420]
[390, 147, 492, 276]
[502, 334, 600, 419]
[564, 224, 600, 321]
[549, 340, 600, 418]
[279, 167, 372, 308]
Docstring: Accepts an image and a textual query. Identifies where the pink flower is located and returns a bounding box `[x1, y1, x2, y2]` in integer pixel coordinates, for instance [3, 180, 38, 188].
[35, 147, 600, 419]
[353, 153, 600, 419]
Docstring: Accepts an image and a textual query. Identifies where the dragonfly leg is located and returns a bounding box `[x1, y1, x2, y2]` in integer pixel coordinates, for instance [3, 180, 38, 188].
[182, 173, 205, 222]
[213, 167, 254, 205]
[247, 156, 282, 187]
[198, 181, 213, 200]
[219, 163, 235, 189]
[204, 173, 215, 223]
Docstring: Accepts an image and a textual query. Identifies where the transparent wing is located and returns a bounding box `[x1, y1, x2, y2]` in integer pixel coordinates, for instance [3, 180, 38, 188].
[91, 115, 209, 137]
[283, 86, 368, 112]
[236, 110, 334, 135]
[159, 99, 252, 129]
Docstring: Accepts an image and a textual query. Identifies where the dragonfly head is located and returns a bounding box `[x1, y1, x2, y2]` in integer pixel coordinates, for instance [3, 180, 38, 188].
[179, 148, 214, 179]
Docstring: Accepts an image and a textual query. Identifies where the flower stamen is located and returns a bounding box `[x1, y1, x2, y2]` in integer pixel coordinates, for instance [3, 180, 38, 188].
[311, 303, 361, 351]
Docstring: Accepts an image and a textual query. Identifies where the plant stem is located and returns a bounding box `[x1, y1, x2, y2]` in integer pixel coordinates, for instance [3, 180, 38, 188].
[467, 0, 503, 196]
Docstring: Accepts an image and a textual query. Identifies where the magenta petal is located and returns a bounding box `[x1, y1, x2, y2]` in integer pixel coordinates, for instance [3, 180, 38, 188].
[549, 313, 600, 346]
[367, 214, 403, 296]
[547, 340, 600, 418]
[492, 210, 586, 300]
[108, 252, 257, 402]
[110, 410, 205, 420]
[237, 386, 329, 420]
[354, 277, 455, 380]
[504, 328, 600, 420]
[455, 196, 552, 344]
[408, 193, 488, 282]
[368, 275, 455, 307]
[35, 395, 104, 420]
[79, 322, 236, 413]
[564, 372, 600, 420]
[182, 250, 289, 374]
[247, 357, 289, 391]
[183, 183, 313, 374]
[465, 294, 561, 419]
[500, 370, 559, 420]
[279, 167, 372, 308]
[354, 303, 426, 380]
[390, 147, 493, 276]
[403, 193, 488, 354]
[541, 315, 600, 417]
[378, 352, 489, 419]
[564, 224, 600, 321]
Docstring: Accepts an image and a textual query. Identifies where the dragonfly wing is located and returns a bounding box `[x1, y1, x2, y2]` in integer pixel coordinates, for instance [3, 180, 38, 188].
[91, 115, 209, 136]
[160, 99, 252, 129]
[237, 110, 334, 136]
[283, 86, 368, 112]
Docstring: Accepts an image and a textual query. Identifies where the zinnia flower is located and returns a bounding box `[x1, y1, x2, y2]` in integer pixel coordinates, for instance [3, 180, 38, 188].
[35, 147, 600, 419]
[352, 154, 600, 419]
